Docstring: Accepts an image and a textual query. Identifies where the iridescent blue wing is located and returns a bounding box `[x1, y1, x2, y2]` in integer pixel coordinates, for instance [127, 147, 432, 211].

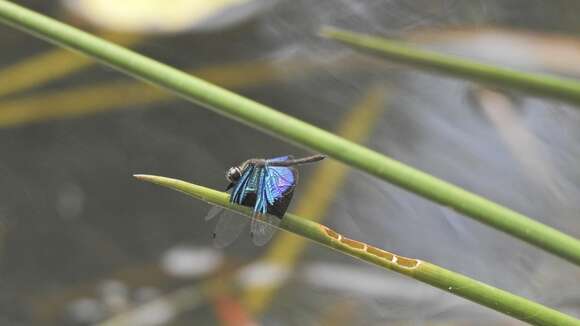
[231, 165, 255, 205]
[264, 156, 296, 205]
[249, 166, 279, 246]
[265, 167, 296, 206]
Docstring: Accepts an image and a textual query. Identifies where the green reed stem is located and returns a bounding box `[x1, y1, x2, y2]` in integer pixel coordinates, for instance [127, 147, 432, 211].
[134, 174, 580, 326]
[320, 26, 580, 105]
[2, 1, 580, 266]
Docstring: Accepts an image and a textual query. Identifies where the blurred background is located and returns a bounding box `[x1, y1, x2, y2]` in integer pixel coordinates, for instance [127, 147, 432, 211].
[1, 0, 580, 325]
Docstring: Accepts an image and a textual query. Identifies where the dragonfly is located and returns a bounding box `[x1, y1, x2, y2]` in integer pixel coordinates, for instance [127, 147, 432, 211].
[205, 154, 325, 247]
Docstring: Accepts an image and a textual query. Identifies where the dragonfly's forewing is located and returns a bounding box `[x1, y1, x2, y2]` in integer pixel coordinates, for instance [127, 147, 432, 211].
[205, 205, 223, 221]
[205, 206, 249, 248]
[250, 214, 280, 246]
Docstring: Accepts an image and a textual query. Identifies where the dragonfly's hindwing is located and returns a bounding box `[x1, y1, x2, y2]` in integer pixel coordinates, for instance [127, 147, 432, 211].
[264, 156, 297, 219]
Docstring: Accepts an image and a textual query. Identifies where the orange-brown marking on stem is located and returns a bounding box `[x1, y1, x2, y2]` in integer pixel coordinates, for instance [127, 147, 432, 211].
[340, 237, 366, 250]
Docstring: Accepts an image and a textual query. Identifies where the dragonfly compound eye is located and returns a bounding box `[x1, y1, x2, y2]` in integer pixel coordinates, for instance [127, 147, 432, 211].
[226, 167, 241, 182]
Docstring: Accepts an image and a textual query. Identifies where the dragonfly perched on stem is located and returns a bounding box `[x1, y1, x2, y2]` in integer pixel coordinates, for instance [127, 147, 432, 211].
[205, 154, 325, 247]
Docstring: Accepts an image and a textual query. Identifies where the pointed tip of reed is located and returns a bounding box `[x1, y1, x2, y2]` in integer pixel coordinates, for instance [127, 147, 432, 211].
[133, 174, 157, 182]
[318, 25, 340, 38]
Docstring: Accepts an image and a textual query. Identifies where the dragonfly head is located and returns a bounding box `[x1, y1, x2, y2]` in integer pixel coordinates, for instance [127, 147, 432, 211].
[225, 166, 242, 183]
